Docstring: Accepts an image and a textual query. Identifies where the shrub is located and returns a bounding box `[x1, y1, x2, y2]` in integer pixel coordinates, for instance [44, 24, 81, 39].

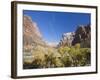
[74, 43, 80, 49]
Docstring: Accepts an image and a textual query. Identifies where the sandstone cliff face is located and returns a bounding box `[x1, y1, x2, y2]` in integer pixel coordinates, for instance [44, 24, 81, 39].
[23, 16, 46, 51]
[58, 32, 75, 47]
[72, 25, 91, 47]
[23, 15, 90, 49]
[58, 25, 90, 48]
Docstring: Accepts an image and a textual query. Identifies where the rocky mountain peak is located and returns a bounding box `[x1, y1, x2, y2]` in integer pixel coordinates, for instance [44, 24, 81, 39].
[23, 15, 45, 49]
[58, 24, 90, 48]
[58, 32, 75, 47]
[72, 24, 91, 47]
[24, 15, 42, 38]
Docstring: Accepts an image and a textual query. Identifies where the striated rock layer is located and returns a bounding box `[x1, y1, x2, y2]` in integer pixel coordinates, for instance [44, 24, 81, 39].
[23, 15, 46, 50]
[72, 25, 91, 48]
[58, 24, 91, 48]
[58, 32, 75, 47]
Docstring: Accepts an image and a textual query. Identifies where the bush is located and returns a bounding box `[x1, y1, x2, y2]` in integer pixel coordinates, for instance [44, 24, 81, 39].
[62, 55, 72, 67]
[58, 46, 70, 55]
[23, 44, 91, 68]
[74, 43, 80, 49]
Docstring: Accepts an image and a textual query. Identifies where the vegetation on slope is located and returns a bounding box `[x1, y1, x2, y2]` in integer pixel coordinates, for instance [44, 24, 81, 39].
[23, 43, 90, 69]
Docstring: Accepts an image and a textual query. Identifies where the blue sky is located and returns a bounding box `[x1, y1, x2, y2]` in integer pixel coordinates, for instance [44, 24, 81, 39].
[23, 10, 90, 43]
